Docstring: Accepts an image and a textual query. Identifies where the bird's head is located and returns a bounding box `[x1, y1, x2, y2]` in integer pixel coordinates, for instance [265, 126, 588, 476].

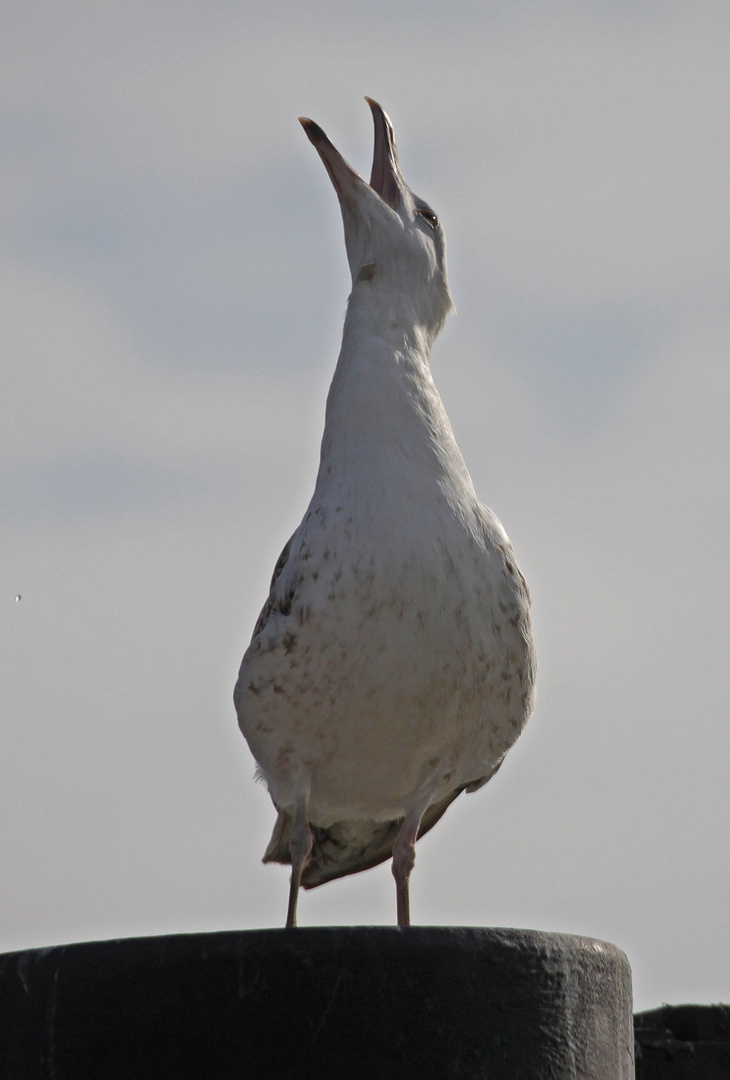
[299, 99, 454, 344]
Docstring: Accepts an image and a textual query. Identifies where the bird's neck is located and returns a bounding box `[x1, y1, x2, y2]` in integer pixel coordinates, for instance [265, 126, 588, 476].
[315, 295, 473, 497]
[343, 277, 444, 355]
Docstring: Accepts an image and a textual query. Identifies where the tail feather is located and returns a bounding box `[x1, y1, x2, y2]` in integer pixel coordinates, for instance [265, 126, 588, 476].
[262, 761, 502, 889]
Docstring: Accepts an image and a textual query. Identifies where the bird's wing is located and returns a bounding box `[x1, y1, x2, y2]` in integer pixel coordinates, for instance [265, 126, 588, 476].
[262, 760, 504, 889]
[248, 532, 297, 642]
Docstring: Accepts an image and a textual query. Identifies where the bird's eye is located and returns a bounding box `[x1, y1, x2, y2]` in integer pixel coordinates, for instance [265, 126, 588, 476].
[417, 207, 439, 229]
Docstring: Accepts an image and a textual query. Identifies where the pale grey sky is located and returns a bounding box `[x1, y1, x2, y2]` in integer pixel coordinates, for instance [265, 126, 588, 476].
[2, 1, 729, 1012]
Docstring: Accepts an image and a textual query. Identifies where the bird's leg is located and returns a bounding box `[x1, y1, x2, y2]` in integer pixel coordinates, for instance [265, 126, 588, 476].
[285, 794, 312, 928]
[391, 804, 426, 927]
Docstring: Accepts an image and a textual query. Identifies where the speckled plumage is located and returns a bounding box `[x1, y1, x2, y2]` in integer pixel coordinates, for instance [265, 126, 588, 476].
[234, 100, 536, 922]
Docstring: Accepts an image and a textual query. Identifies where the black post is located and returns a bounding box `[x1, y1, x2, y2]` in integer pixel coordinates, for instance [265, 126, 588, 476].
[634, 1004, 730, 1078]
[1, 927, 633, 1079]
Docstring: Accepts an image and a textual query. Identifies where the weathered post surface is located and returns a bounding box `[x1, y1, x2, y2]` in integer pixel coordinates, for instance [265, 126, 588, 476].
[0, 927, 633, 1079]
[634, 1004, 730, 1078]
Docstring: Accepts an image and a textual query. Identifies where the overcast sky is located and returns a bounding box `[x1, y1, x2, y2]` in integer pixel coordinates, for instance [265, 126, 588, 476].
[2, 0, 729, 1013]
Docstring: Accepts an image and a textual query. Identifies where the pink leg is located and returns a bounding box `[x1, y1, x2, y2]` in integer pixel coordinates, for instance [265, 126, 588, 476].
[391, 805, 425, 927]
[286, 796, 312, 928]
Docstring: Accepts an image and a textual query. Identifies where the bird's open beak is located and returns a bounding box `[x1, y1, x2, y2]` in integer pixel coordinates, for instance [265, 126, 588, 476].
[299, 99, 403, 212]
[298, 118, 362, 202]
[365, 98, 401, 211]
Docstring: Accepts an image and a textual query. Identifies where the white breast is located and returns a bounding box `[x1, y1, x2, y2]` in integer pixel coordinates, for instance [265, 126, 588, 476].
[235, 333, 535, 827]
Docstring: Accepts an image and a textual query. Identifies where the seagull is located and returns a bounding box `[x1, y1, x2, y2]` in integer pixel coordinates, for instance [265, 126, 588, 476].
[234, 99, 536, 928]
